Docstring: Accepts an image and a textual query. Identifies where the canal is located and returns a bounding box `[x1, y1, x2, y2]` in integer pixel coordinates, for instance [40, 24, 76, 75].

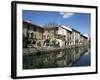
[23, 46, 90, 69]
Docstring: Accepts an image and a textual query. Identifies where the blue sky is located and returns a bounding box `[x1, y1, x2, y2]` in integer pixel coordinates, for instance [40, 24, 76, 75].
[23, 10, 91, 34]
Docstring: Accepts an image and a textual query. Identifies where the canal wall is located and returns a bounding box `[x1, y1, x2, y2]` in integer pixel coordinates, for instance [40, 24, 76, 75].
[23, 45, 90, 55]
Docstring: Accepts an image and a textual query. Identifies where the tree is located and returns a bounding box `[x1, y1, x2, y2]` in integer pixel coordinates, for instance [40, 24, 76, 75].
[44, 22, 60, 27]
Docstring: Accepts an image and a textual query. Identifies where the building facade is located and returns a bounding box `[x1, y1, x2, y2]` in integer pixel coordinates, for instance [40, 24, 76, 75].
[80, 34, 89, 46]
[23, 20, 44, 48]
[43, 26, 65, 47]
[23, 20, 90, 48]
[72, 29, 80, 46]
[61, 25, 72, 46]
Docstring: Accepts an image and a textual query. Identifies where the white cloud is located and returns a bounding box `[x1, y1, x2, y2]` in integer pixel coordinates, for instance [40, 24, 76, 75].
[59, 12, 75, 19]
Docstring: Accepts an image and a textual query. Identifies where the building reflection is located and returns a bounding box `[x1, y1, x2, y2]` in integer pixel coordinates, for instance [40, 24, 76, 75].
[23, 46, 90, 69]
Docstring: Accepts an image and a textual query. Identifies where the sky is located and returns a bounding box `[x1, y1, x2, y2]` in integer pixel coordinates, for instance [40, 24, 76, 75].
[23, 10, 91, 34]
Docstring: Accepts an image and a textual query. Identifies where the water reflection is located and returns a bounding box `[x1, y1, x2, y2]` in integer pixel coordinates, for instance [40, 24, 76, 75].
[23, 46, 90, 69]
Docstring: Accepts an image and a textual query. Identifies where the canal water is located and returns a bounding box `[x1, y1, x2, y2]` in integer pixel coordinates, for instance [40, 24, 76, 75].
[23, 46, 91, 69]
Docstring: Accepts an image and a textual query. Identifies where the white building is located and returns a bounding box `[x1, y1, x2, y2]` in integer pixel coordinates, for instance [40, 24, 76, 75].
[54, 25, 73, 47]
[72, 28, 80, 45]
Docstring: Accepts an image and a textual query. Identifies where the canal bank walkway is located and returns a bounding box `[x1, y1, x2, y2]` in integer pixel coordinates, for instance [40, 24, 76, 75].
[23, 45, 89, 55]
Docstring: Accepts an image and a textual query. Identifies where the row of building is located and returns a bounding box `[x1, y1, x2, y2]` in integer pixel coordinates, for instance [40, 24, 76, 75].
[23, 20, 90, 48]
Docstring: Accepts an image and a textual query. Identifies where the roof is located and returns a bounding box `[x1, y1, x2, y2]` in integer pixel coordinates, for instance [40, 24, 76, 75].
[23, 20, 44, 30]
[80, 34, 88, 39]
[72, 28, 80, 33]
[61, 25, 72, 32]
[83, 33, 89, 38]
